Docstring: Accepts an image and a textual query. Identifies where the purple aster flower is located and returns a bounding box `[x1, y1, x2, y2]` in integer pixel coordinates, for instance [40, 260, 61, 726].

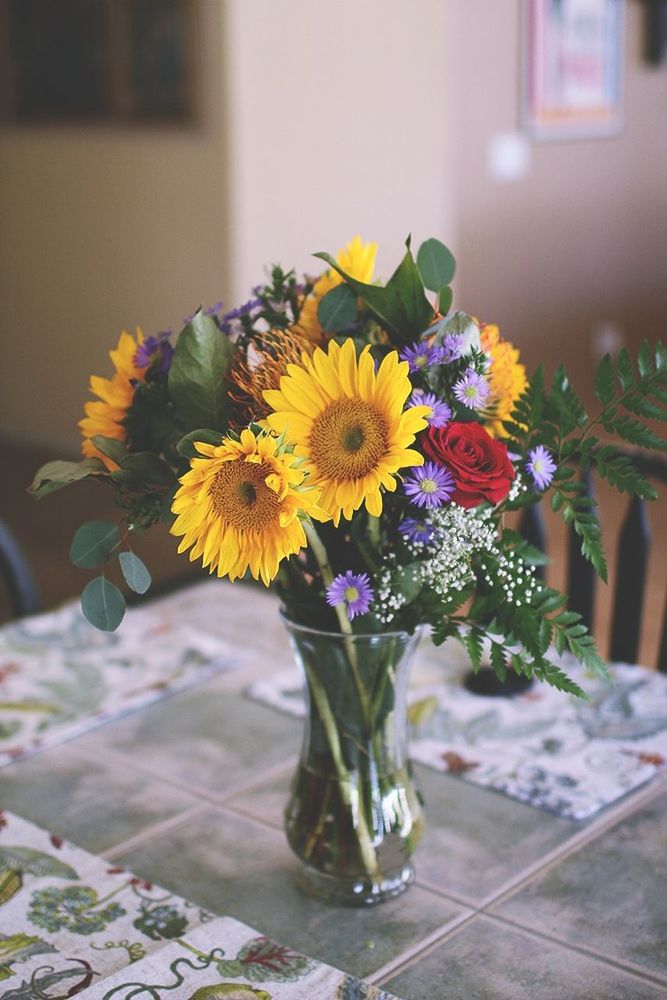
[403, 462, 455, 509]
[400, 342, 443, 373]
[409, 391, 452, 428]
[399, 518, 437, 545]
[326, 571, 374, 621]
[439, 333, 467, 363]
[453, 368, 490, 410]
[526, 446, 557, 491]
[135, 331, 174, 376]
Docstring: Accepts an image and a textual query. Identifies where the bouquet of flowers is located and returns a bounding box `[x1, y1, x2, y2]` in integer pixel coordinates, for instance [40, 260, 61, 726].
[32, 234, 666, 688]
[32, 235, 666, 903]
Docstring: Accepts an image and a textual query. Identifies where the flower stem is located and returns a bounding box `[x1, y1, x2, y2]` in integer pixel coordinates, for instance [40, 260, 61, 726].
[303, 519, 371, 720]
[301, 658, 381, 880]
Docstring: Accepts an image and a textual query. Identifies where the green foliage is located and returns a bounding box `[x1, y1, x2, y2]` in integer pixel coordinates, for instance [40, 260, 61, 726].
[416, 238, 456, 291]
[176, 428, 223, 460]
[29, 459, 107, 498]
[314, 238, 434, 346]
[168, 311, 233, 431]
[119, 551, 152, 595]
[70, 521, 119, 569]
[81, 577, 126, 631]
[317, 283, 358, 332]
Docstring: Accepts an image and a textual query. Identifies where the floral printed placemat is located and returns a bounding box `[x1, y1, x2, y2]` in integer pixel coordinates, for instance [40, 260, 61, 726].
[0, 591, 240, 767]
[0, 809, 395, 999]
[247, 659, 667, 821]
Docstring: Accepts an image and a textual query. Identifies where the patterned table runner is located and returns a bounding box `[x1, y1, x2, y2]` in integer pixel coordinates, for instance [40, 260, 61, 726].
[0, 586, 240, 767]
[0, 810, 396, 999]
[248, 658, 667, 820]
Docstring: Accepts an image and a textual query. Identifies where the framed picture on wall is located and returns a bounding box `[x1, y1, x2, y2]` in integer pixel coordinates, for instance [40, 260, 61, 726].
[522, 0, 624, 140]
[0, 0, 198, 125]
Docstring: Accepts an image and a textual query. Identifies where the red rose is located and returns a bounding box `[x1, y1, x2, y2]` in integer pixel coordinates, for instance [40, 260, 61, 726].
[422, 421, 515, 508]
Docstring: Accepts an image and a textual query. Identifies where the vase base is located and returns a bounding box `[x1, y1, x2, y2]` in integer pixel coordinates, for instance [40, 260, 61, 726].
[296, 861, 415, 907]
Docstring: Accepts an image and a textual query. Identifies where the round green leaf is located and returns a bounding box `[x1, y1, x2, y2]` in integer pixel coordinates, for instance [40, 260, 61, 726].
[70, 521, 119, 568]
[438, 286, 453, 315]
[417, 238, 456, 291]
[81, 577, 126, 632]
[317, 283, 358, 333]
[119, 551, 152, 595]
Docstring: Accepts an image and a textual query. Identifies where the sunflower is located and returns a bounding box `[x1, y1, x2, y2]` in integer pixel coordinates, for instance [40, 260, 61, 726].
[79, 328, 147, 470]
[480, 322, 528, 438]
[298, 236, 378, 343]
[264, 338, 429, 524]
[170, 428, 328, 585]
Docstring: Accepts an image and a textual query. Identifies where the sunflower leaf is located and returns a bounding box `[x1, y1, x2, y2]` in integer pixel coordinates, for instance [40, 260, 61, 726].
[314, 241, 434, 346]
[176, 429, 223, 460]
[168, 311, 232, 431]
[317, 283, 358, 333]
[29, 459, 107, 498]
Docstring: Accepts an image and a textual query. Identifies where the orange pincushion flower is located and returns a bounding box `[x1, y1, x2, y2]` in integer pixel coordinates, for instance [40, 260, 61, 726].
[480, 323, 528, 438]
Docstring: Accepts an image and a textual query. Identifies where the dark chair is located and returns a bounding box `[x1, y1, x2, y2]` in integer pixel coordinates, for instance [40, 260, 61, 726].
[0, 517, 40, 619]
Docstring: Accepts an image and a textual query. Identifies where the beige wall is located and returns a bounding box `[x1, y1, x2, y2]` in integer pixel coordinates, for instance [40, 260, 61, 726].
[453, 0, 667, 386]
[1, 0, 665, 454]
[0, 0, 230, 452]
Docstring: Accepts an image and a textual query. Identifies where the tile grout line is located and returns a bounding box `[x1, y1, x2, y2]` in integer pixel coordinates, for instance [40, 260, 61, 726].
[96, 743, 297, 810]
[366, 910, 479, 985]
[101, 801, 211, 860]
[486, 911, 667, 988]
[475, 774, 667, 912]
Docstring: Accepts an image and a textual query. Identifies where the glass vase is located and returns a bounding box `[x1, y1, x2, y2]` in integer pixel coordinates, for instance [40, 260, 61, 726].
[282, 616, 425, 906]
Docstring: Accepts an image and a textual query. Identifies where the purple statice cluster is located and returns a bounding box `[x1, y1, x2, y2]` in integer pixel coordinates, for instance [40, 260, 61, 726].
[135, 331, 174, 377]
[326, 571, 374, 621]
[216, 297, 264, 337]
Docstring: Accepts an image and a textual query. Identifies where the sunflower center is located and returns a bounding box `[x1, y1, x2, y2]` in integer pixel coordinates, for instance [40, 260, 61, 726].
[309, 398, 389, 480]
[209, 459, 281, 531]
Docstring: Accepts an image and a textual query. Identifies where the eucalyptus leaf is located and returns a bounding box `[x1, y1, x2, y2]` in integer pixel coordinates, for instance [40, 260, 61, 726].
[417, 238, 456, 291]
[317, 283, 358, 332]
[176, 429, 224, 460]
[29, 459, 107, 498]
[81, 577, 126, 632]
[70, 521, 119, 568]
[168, 311, 232, 430]
[119, 551, 152, 595]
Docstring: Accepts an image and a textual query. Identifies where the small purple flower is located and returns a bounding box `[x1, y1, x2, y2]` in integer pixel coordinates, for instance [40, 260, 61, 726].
[326, 572, 374, 621]
[453, 368, 490, 410]
[135, 332, 174, 376]
[399, 518, 437, 544]
[409, 391, 452, 428]
[400, 342, 443, 373]
[526, 446, 556, 491]
[403, 462, 455, 509]
[439, 333, 467, 363]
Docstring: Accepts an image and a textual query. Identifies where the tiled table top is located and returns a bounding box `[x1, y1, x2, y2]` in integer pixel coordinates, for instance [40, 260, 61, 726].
[1, 581, 666, 999]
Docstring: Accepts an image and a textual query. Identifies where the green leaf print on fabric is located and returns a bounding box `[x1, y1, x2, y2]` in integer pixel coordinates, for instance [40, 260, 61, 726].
[0, 846, 77, 908]
[134, 903, 189, 941]
[216, 937, 315, 983]
[27, 885, 125, 935]
[0, 932, 56, 983]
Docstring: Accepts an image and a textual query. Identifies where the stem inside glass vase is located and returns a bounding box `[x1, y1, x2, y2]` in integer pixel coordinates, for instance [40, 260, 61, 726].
[282, 615, 425, 906]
